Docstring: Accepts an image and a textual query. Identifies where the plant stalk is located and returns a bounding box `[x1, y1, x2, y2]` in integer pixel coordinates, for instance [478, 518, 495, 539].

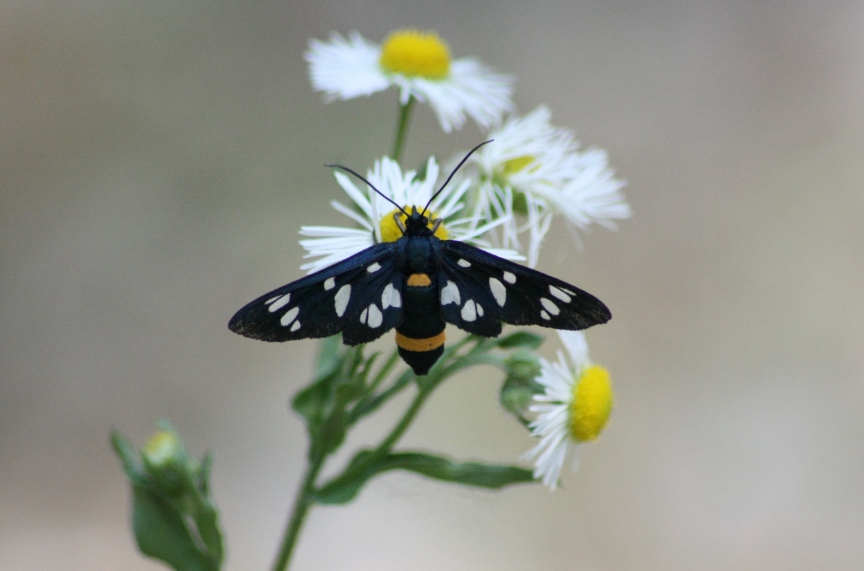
[390, 96, 415, 164]
[270, 453, 325, 571]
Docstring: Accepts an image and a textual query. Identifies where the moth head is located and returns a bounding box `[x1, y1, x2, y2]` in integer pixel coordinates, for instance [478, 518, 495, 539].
[381, 205, 446, 241]
[325, 140, 493, 243]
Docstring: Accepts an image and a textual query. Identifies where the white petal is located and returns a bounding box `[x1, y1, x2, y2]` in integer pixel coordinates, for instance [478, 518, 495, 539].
[306, 32, 389, 100]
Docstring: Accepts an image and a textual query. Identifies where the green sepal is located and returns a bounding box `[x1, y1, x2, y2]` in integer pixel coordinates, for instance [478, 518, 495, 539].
[494, 331, 544, 350]
[499, 350, 543, 425]
[111, 430, 148, 486]
[131, 487, 218, 571]
[314, 450, 535, 504]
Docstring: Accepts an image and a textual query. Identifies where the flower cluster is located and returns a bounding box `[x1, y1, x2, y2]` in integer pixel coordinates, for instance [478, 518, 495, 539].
[305, 28, 626, 489]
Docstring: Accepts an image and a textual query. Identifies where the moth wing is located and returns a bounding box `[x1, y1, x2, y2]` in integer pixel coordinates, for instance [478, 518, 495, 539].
[228, 242, 403, 344]
[437, 240, 611, 335]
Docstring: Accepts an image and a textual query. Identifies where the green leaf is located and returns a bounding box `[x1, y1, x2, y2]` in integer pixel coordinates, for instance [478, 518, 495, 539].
[314, 451, 535, 504]
[293, 374, 357, 460]
[386, 452, 535, 488]
[292, 376, 331, 432]
[131, 487, 217, 571]
[494, 331, 544, 350]
[314, 335, 343, 380]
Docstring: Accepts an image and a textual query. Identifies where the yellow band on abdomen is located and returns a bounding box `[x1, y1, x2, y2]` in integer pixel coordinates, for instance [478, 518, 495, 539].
[395, 330, 446, 352]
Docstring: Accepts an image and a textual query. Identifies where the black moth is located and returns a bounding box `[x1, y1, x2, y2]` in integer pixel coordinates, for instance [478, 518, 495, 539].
[229, 141, 611, 375]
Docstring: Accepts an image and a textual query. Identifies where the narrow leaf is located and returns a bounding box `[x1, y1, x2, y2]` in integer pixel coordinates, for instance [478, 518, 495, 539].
[385, 452, 535, 488]
[314, 450, 535, 504]
[111, 431, 147, 486]
[494, 331, 544, 349]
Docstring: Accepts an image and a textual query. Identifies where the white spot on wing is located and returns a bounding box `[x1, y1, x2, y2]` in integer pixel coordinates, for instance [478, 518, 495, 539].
[290, 320, 301, 332]
[540, 298, 560, 316]
[457, 259, 471, 268]
[503, 271, 516, 284]
[324, 278, 336, 291]
[360, 308, 368, 324]
[489, 278, 506, 307]
[441, 280, 461, 305]
[367, 262, 382, 273]
[334, 285, 351, 317]
[461, 299, 477, 322]
[367, 304, 383, 328]
[280, 307, 299, 326]
[476, 303, 484, 317]
[268, 293, 291, 312]
[549, 285, 572, 303]
[382, 283, 402, 309]
[541, 310, 551, 320]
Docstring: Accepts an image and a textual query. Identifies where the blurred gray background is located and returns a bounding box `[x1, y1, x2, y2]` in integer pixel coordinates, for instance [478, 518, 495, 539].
[2, 1, 863, 569]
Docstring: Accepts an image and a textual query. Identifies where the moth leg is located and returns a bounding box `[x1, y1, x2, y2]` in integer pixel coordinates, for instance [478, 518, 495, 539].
[394, 212, 407, 234]
[429, 218, 442, 235]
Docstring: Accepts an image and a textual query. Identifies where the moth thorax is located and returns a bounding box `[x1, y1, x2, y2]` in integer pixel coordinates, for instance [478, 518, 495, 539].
[379, 207, 448, 242]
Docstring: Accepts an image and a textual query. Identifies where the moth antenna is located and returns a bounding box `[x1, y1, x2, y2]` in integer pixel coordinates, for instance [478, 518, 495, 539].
[326, 164, 408, 216]
[421, 139, 493, 216]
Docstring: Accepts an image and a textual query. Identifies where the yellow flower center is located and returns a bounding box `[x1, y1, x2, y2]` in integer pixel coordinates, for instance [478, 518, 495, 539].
[501, 155, 536, 176]
[379, 207, 448, 243]
[493, 156, 537, 215]
[569, 365, 613, 442]
[379, 29, 451, 79]
[143, 430, 180, 466]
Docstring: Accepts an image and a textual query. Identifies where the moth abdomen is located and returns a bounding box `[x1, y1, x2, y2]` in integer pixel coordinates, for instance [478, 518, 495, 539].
[395, 275, 445, 375]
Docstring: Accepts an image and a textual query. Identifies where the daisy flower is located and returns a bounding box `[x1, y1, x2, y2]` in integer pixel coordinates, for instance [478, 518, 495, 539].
[461, 106, 630, 266]
[299, 155, 521, 274]
[306, 30, 513, 133]
[523, 330, 613, 490]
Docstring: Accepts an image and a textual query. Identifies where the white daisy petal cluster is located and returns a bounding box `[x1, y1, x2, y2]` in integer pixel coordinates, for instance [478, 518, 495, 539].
[463, 106, 630, 266]
[306, 30, 513, 133]
[299, 156, 521, 274]
[523, 330, 613, 490]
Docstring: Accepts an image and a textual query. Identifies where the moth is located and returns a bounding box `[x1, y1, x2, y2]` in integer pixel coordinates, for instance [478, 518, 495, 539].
[229, 142, 611, 375]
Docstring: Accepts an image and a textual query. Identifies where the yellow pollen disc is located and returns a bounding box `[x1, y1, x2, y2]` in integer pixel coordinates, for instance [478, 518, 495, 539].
[143, 430, 179, 464]
[379, 29, 451, 79]
[501, 155, 536, 176]
[569, 365, 613, 442]
[379, 207, 449, 242]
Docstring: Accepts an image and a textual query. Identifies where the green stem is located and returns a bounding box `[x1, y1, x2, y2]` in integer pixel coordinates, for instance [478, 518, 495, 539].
[367, 348, 401, 394]
[390, 96, 415, 163]
[377, 384, 430, 453]
[270, 453, 325, 571]
[328, 383, 431, 491]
